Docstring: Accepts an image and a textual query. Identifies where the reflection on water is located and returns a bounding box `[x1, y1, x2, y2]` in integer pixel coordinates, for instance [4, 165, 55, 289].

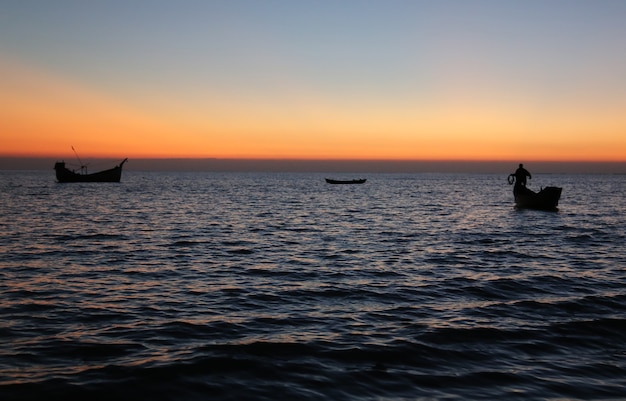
[0, 171, 625, 400]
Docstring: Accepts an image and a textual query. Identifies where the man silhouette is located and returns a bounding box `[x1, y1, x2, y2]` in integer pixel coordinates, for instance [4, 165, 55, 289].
[514, 164, 532, 187]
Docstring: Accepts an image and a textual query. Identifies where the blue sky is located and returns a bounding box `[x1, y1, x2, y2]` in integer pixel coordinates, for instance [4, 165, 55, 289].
[4, 1, 624, 103]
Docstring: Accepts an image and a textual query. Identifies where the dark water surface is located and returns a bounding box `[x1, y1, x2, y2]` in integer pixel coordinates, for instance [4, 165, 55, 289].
[1, 171, 625, 400]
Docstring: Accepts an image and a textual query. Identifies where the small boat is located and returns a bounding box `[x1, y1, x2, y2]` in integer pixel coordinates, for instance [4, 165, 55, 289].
[54, 158, 128, 183]
[325, 178, 367, 184]
[513, 185, 562, 210]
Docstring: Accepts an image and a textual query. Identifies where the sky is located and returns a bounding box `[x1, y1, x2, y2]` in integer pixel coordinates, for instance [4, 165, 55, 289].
[1, 0, 625, 164]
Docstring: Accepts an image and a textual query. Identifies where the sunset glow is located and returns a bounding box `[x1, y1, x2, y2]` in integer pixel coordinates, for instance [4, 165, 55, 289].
[1, 1, 625, 164]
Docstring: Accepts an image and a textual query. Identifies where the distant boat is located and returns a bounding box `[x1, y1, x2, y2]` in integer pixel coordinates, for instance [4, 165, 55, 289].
[513, 184, 562, 211]
[54, 159, 128, 183]
[325, 178, 366, 184]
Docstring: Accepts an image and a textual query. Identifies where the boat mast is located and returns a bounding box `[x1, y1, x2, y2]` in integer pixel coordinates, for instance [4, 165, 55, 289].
[71, 146, 88, 174]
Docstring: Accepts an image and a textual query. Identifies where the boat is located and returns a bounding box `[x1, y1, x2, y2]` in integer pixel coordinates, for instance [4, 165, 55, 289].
[513, 185, 562, 210]
[508, 172, 561, 210]
[54, 158, 128, 183]
[325, 178, 366, 184]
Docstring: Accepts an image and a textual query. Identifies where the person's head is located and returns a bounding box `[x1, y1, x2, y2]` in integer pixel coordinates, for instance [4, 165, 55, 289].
[519, 163, 523, 168]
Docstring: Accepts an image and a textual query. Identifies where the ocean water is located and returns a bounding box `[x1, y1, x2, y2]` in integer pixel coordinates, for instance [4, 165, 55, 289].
[1, 171, 625, 400]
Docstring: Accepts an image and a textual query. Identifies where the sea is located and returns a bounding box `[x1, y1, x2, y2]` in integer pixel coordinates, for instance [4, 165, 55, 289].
[1, 170, 625, 400]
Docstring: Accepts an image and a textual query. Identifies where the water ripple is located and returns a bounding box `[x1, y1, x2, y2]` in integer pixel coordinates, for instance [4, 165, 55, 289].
[1, 171, 625, 400]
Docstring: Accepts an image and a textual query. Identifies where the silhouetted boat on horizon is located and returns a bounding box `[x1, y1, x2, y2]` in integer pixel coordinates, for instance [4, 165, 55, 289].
[54, 158, 128, 183]
[513, 185, 562, 210]
[325, 178, 366, 184]
[508, 173, 561, 210]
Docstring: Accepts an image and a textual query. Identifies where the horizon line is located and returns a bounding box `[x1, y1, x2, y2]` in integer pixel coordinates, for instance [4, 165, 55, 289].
[1, 156, 624, 174]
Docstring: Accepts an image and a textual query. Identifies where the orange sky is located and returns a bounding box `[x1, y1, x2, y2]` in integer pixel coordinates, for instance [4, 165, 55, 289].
[1, 2, 625, 163]
[3, 58, 624, 163]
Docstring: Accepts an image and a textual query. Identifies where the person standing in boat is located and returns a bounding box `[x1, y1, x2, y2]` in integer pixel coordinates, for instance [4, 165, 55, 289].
[513, 163, 532, 187]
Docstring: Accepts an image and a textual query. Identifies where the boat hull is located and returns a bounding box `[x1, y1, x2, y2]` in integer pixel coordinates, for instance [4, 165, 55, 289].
[514, 185, 562, 210]
[325, 178, 366, 184]
[54, 159, 128, 183]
